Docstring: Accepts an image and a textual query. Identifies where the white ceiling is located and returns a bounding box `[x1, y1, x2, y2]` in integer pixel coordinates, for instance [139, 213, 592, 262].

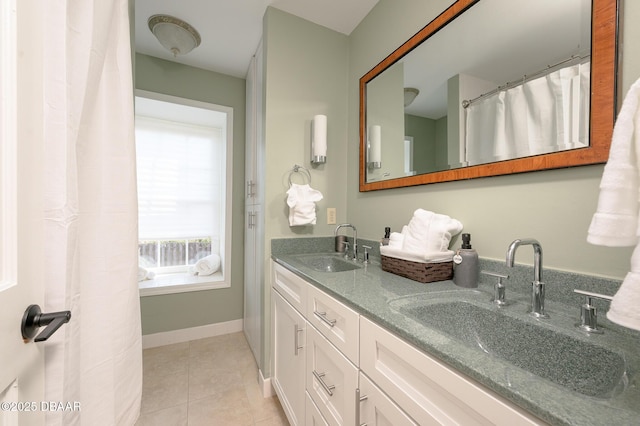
[134, 0, 379, 78]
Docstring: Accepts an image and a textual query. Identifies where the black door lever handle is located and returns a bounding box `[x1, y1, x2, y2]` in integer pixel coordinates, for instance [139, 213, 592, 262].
[21, 304, 71, 342]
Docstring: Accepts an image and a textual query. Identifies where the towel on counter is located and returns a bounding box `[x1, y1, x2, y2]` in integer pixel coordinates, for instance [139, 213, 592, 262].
[588, 76, 640, 331]
[381, 209, 463, 263]
[192, 254, 221, 276]
[388, 229, 406, 248]
[402, 209, 463, 254]
[286, 183, 323, 226]
[380, 246, 455, 263]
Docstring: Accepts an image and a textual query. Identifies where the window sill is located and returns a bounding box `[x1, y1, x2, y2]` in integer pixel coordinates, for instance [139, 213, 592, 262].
[139, 271, 229, 297]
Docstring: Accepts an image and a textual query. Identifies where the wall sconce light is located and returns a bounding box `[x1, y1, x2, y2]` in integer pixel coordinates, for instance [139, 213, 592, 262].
[311, 115, 327, 164]
[404, 87, 419, 107]
[148, 15, 202, 57]
[368, 125, 382, 169]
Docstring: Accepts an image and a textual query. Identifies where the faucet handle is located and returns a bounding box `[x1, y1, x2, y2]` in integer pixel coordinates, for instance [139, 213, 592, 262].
[481, 270, 509, 306]
[574, 289, 613, 334]
[342, 241, 350, 258]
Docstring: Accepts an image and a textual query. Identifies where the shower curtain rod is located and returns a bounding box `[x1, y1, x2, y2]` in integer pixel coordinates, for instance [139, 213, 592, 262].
[461, 54, 590, 108]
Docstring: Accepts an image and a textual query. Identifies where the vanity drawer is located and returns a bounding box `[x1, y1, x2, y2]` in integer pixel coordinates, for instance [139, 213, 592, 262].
[305, 391, 329, 426]
[360, 316, 543, 426]
[306, 325, 358, 426]
[358, 372, 417, 426]
[307, 284, 359, 365]
[272, 261, 307, 313]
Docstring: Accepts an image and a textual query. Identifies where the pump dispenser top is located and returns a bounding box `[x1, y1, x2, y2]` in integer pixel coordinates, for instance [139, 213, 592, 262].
[381, 227, 391, 246]
[453, 233, 479, 288]
[461, 233, 472, 249]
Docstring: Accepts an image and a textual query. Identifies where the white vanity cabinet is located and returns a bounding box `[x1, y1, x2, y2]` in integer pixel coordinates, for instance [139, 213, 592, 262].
[272, 261, 359, 426]
[272, 289, 306, 425]
[305, 393, 329, 426]
[306, 325, 358, 425]
[306, 284, 359, 365]
[358, 372, 417, 426]
[360, 316, 543, 426]
[272, 260, 545, 426]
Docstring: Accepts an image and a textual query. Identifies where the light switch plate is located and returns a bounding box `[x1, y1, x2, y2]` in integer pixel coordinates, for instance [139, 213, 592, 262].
[327, 208, 336, 225]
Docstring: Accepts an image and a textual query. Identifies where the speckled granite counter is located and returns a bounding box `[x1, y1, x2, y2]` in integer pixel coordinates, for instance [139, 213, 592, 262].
[271, 237, 640, 426]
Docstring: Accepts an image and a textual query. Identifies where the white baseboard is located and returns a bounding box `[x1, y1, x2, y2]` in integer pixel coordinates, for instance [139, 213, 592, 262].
[142, 319, 244, 349]
[259, 369, 274, 398]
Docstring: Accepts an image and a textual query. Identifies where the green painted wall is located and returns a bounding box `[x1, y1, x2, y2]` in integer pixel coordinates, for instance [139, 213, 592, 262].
[135, 54, 246, 334]
[405, 114, 437, 173]
[261, 7, 349, 373]
[346, 0, 640, 280]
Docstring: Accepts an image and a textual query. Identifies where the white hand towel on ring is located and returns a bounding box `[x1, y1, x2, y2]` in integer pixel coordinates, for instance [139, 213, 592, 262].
[286, 183, 323, 226]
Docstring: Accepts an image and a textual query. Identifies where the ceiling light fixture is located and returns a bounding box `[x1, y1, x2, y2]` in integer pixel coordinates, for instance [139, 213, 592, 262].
[148, 15, 201, 57]
[404, 88, 420, 107]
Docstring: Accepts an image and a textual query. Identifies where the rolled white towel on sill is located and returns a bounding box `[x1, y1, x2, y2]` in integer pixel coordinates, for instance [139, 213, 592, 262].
[380, 246, 455, 264]
[194, 254, 221, 276]
[138, 266, 155, 282]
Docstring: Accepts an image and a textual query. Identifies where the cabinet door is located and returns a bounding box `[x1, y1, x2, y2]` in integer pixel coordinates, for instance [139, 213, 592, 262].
[243, 205, 262, 362]
[359, 373, 417, 426]
[244, 41, 264, 205]
[272, 289, 306, 425]
[306, 325, 358, 426]
[307, 284, 359, 365]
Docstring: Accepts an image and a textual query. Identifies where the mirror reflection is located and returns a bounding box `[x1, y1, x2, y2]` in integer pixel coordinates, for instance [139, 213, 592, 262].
[364, 0, 591, 183]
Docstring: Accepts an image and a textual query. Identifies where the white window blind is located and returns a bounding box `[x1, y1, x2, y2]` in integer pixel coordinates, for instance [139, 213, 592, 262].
[135, 116, 223, 241]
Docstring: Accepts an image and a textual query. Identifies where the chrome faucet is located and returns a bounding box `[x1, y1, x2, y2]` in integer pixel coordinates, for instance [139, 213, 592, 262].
[506, 238, 548, 318]
[335, 223, 358, 261]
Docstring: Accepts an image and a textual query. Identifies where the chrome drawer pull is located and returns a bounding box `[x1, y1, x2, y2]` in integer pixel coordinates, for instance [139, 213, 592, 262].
[312, 370, 335, 396]
[355, 388, 368, 426]
[294, 324, 303, 355]
[313, 310, 337, 327]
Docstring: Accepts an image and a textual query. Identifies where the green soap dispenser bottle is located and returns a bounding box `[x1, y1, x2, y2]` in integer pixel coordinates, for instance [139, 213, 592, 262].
[453, 233, 479, 288]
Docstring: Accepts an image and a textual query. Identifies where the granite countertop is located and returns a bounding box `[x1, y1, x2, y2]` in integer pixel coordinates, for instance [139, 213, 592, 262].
[271, 237, 640, 426]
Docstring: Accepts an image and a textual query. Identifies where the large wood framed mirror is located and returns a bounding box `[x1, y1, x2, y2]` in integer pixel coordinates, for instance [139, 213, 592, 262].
[359, 0, 618, 191]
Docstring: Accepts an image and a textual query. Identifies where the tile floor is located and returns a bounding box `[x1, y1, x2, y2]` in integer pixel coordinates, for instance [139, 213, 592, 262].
[135, 332, 289, 426]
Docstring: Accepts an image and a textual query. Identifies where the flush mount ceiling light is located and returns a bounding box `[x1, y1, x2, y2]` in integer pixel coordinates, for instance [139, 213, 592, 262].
[404, 87, 419, 107]
[148, 14, 201, 57]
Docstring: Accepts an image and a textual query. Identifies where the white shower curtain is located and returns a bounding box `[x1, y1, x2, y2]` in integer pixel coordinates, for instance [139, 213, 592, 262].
[42, 0, 142, 424]
[465, 62, 590, 166]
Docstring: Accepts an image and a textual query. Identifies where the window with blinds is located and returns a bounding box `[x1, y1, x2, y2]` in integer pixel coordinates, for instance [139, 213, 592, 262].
[134, 92, 232, 293]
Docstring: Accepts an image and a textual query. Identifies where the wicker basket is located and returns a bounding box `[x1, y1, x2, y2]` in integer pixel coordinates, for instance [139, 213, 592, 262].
[381, 255, 453, 283]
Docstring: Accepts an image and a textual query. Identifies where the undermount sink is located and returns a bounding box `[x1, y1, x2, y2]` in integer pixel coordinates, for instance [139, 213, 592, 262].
[392, 299, 628, 399]
[292, 254, 361, 273]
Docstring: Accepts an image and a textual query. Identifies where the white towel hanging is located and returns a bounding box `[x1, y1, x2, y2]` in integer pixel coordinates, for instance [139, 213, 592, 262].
[286, 183, 323, 226]
[588, 76, 640, 331]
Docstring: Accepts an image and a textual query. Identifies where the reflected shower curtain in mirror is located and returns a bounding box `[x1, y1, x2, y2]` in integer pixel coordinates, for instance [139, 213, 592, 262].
[42, 0, 142, 424]
[465, 62, 590, 166]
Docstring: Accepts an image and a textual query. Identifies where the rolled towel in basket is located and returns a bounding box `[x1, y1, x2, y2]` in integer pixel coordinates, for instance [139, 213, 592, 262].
[194, 254, 221, 276]
[380, 245, 454, 264]
[388, 230, 406, 248]
[402, 209, 463, 253]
